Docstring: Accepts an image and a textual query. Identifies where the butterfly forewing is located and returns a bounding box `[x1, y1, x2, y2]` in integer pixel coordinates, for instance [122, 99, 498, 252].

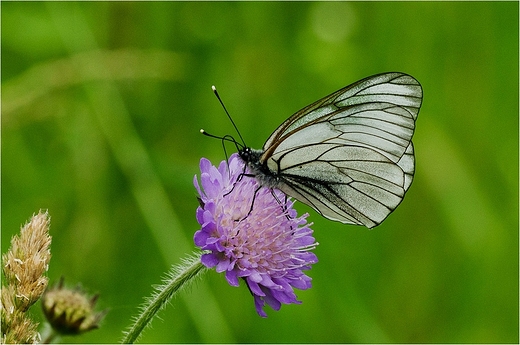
[259, 72, 422, 228]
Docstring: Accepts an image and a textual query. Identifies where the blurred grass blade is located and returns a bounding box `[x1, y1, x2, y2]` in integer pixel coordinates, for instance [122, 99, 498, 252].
[45, 2, 234, 342]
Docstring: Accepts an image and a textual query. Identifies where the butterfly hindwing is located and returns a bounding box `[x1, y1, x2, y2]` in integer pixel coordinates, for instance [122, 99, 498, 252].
[270, 143, 406, 228]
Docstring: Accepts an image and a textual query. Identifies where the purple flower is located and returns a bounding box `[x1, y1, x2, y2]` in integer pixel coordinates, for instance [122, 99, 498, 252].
[193, 154, 318, 317]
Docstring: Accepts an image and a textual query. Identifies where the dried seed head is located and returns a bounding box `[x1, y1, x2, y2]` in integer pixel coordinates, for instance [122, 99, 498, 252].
[2, 210, 52, 311]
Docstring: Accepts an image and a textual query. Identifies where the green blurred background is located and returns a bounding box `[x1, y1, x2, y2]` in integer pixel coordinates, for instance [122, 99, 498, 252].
[2, 2, 518, 343]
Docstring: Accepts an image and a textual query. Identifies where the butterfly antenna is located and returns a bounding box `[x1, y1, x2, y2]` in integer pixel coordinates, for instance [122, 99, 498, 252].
[212, 85, 247, 147]
[200, 129, 234, 176]
[199, 129, 242, 148]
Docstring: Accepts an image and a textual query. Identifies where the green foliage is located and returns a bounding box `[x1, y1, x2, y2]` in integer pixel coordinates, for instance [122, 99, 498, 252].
[2, 2, 518, 343]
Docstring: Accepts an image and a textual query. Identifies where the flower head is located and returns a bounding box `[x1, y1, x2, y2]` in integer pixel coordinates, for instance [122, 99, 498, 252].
[41, 278, 107, 336]
[193, 154, 318, 317]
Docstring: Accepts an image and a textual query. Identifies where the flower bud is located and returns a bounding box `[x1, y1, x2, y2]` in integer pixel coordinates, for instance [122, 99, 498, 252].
[41, 278, 107, 335]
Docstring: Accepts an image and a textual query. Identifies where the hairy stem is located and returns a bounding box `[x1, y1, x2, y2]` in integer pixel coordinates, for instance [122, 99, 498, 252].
[121, 253, 207, 344]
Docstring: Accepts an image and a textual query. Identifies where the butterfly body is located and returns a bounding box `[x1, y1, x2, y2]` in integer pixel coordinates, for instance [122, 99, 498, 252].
[233, 72, 422, 229]
[238, 147, 283, 189]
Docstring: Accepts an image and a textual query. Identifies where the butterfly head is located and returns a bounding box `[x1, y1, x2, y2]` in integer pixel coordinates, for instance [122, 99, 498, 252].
[238, 147, 259, 165]
[238, 146, 266, 171]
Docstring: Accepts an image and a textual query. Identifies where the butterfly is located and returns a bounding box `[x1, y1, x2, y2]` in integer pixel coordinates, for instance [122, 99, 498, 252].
[204, 72, 422, 229]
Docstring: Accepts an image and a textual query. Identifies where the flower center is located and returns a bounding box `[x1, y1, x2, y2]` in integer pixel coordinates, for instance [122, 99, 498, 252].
[220, 193, 302, 275]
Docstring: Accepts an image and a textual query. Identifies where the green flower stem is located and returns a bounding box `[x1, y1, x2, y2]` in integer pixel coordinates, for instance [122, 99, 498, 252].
[121, 253, 207, 344]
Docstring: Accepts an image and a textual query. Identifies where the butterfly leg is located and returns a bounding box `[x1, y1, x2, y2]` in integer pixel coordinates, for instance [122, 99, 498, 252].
[234, 185, 262, 222]
[269, 190, 293, 219]
[223, 170, 255, 197]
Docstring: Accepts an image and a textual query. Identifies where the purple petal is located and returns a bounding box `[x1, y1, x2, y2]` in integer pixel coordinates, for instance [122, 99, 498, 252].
[215, 259, 230, 273]
[193, 175, 202, 195]
[201, 253, 219, 268]
[254, 296, 268, 318]
[225, 270, 240, 287]
[262, 289, 282, 311]
[199, 157, 212, 173]
[196, 207, 205, 225]
[246, 279, 266, 297]
[193, 230, 209, 247]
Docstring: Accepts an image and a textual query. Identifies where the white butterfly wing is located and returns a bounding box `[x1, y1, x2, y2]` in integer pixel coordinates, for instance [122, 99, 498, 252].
[260, 72, 422, 228]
